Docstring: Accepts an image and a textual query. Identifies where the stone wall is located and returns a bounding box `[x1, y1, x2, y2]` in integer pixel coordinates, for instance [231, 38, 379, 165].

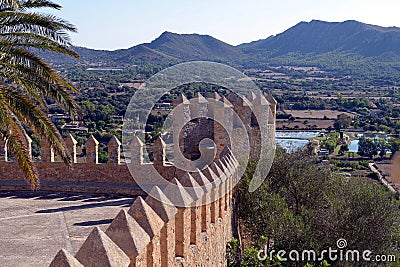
[49, 152, 239, 267]
[0, 92, 276, 266]
[0, 134, 145, 196]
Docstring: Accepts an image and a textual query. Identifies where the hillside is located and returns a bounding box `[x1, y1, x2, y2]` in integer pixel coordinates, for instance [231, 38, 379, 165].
[145, 31, 241, 61]
[40, 20, 400, 80]
[239, 20, 400, 58]
[41, 31, 241, 66]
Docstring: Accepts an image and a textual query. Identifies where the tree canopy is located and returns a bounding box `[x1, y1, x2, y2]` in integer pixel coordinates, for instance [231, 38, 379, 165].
[235, 149, 400, 266]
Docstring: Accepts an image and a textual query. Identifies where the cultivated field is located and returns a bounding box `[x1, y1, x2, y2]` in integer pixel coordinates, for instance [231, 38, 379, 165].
[283, 109, 355, 119]
[276, 119, 334, 130]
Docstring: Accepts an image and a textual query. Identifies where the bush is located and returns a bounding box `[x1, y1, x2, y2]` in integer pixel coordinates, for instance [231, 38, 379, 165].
[236, 149, 400, 266]
[98, 150, 108, 163]
[359, 160, 370, 168]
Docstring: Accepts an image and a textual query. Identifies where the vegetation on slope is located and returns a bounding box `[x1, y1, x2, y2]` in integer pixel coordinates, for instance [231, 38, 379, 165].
[229, 149, 400, 266]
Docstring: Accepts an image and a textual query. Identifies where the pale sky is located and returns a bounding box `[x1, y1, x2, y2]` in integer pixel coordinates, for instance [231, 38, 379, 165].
[46, 0, 400, 51]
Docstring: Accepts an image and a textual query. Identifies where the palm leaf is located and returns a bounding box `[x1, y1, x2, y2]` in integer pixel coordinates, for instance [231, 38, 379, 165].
[20, 0, 61, 10]
[0, 91, 38, 189]
[7, 122, 39, 189]
[0, 46, 80, 115]
[0, 0, 79, 189]
[0, 0, 20, 11]
[0, 33, 79, 58]
[2, 84, 72, 165]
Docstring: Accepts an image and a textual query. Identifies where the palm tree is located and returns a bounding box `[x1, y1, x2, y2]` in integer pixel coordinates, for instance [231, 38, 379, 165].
[0, 0, 80, 189]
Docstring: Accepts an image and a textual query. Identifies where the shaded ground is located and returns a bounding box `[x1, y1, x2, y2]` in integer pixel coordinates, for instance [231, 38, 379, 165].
[0, 191, 135, 267]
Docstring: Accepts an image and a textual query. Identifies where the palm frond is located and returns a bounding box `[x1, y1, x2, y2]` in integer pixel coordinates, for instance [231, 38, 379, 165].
[0, 10, 78, 48]
[0, 0, 79, 189]
[0, 46, 80, 116]
[0, 0, 21, 12]
[20, 0, 61, 10]
[0, 91, 38, 189]
[1, 84, 72, 165]
[0, 11, 77, 32]
[0, 32, 79, 58]
[7, 122, 39, 189]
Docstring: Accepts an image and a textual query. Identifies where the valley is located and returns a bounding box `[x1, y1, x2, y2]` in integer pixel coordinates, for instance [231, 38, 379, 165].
[38, 19, 400, 195]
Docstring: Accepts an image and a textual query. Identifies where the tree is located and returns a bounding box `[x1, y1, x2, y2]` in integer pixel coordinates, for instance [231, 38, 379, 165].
[375, 138, 388, 159]
[334, 114, 352, 130]
[0, 0, 79, 189]
[358, 136, 378, 158]
[388, 138, 400, 156]
[237, 149, 400, 266]
[378, 124, 392, 134]
[56, 119, 66, 129]
[339, 144, 348, 155]
[325, 139, 336, 153]
[323, 132, 339, 153]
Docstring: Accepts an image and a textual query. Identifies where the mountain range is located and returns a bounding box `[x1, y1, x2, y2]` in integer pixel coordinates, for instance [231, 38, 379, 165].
[240, 20, 400, 57]
[42, 20, 400, 73]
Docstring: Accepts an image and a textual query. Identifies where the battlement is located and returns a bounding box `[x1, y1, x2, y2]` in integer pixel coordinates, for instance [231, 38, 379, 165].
[49, 151, 239, 267]
[0, 134, 242, 198]
[172, 92, 276, 128]
[172, 92, 276, 167]
[0, 134, 143, 195]
[0, 91, 277, 266]
[0, 133, 239, 197]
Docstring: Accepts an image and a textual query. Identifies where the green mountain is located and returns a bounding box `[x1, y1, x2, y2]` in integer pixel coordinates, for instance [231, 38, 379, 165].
[41, 31, 241, 65]
[237, 20, 400, 80]
[145, 31, 241, 61]
[40, 20, 400, 80]
[239, 20, 400, 58]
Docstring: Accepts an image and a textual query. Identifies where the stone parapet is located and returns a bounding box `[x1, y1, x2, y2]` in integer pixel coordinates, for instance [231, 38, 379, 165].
[48, 152, 239, 267]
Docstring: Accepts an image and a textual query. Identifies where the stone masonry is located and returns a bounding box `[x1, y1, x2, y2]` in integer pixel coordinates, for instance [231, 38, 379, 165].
[0, 92, 276, 266]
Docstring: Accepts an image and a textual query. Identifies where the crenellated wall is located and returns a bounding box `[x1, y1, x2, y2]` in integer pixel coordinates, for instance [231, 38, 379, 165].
[0, 92, 276, 266]
[0, 133, 145, 196]
[49, 152, 239, 267]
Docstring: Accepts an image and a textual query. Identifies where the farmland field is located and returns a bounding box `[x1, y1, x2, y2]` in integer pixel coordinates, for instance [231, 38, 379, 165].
[282, 109, 355, 119]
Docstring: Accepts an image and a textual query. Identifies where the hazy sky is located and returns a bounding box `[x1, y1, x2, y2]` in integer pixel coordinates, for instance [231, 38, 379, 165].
[47, 0, 400, 50]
